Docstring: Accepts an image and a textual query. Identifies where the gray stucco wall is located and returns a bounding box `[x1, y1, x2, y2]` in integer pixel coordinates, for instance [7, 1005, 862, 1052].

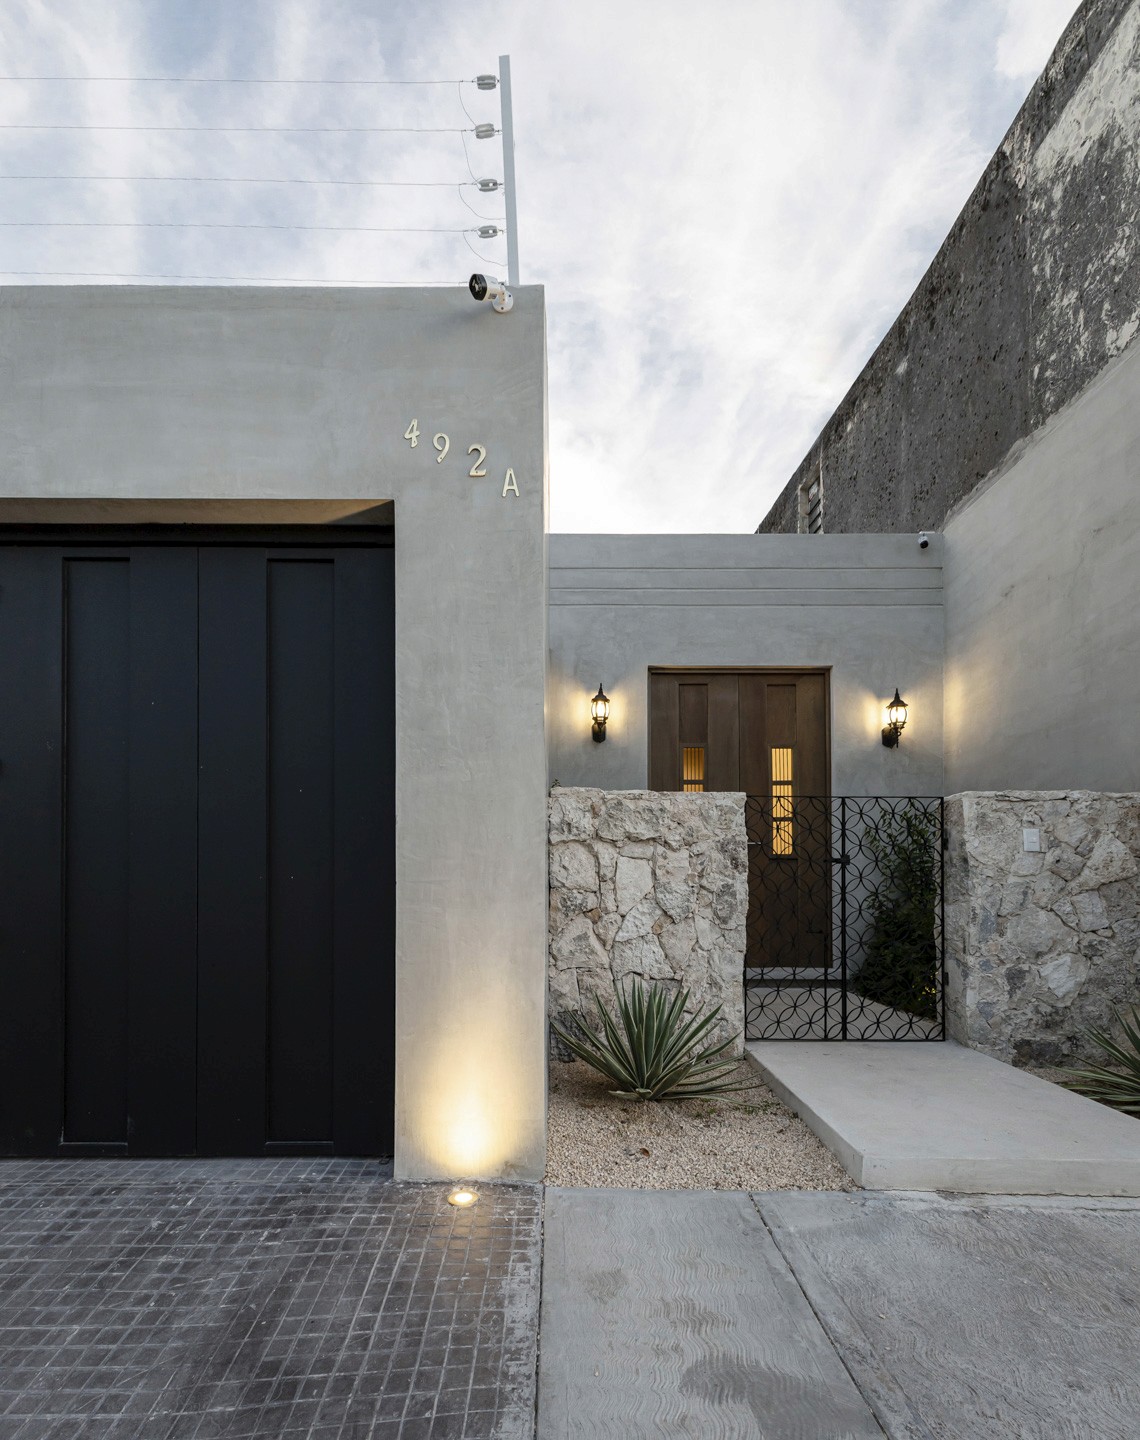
[548, 534, 943, 797]
[944, 337, 1140, 793]
[0, 285, 549, 1182]
[759, 0, 1140, 536]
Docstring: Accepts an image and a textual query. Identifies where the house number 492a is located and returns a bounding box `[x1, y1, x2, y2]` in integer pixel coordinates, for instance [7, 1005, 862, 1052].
[403, 419, 519, 497]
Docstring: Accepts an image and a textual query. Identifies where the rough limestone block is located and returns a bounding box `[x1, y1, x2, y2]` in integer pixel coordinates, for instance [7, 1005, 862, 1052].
[547, 788, 748, 1056]
[614, 856, 653, 915]
[945, 791, 1140, 1065]
[549, 840, 599, 892]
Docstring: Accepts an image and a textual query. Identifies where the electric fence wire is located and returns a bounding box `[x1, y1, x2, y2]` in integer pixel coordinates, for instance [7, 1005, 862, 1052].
[0, 122, 475, 133]
[0, 269, 459, 284]
[0, 175, 486, 187]
[0, 69, 509, 285]
[0, 221, 496, 234]
[462, 232, 506, 268]
[0, 75, 480, 84]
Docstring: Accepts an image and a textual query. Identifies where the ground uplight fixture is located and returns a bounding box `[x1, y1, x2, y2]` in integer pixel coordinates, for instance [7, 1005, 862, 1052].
[882, 688, 909, 748]
[468, 273, 513, 314]
[447, 1187, 479, 1208]
[591, 684, 610, 743]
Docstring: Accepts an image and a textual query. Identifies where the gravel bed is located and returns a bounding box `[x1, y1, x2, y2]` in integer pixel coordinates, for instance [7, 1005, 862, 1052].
[546, 1058, 854, 1191]
[1026, 1063, 1080, 1086]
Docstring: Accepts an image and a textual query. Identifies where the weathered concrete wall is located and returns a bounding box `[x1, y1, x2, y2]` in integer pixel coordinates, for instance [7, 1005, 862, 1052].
[548, 788, 748, 1058]
[944, 337, 1140, 793]
[945, 790, 1140, 1065]
[760, 0, 1140, 536]
[548, 533, 943, 797]
[0, 286, 549, 1183]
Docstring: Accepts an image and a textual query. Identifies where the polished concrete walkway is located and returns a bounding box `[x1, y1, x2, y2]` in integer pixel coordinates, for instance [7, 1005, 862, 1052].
[762, 1190, 1140, 1440]
[539, 1187, 1140, 1440]
[538, 1189, 881, 1439]
[748, 1039, 1140, 1194]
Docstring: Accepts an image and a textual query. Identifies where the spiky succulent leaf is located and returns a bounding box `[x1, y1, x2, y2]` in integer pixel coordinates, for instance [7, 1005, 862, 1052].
[1063, 1008, 1140, 1114]
[550, 978, 758, 1102]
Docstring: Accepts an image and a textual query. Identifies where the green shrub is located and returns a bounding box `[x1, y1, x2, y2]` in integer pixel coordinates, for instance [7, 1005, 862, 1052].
[1063, 1009, 1140, 1114]
[852, 804, 940, 1020]
[550, 978, 757, 1102]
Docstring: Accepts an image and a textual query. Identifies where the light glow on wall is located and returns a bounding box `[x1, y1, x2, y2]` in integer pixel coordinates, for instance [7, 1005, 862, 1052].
[403, 1002, 545, 1181]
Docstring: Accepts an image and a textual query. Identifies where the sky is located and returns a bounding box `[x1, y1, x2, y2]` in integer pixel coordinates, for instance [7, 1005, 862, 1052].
[0, 0, 1081, 532]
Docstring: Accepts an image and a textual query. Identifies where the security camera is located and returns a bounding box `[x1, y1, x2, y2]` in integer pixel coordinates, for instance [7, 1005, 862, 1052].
[469, 273, 513, 314]
[918, 531, 930, 549]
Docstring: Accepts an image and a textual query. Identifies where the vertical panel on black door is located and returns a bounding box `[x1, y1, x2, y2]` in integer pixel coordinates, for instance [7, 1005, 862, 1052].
[332, 547, 396, 1155]
[196, 548, 269, 1155]
[266, 560, 336, 1144]
[0, 549, 65, 1154]
[63, 559, 131, 1145]
[126, 548, 199, 1155]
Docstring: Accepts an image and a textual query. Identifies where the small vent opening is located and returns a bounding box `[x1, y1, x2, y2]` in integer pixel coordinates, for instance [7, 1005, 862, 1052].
[799, 473, 823, 534]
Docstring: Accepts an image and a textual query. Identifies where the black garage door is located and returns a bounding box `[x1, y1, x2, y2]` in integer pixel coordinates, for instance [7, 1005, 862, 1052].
[0, 532, 395, 1158]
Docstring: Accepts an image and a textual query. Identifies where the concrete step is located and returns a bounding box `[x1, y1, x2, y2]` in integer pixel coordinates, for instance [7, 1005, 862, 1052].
[747, 1039, 1140, 1195]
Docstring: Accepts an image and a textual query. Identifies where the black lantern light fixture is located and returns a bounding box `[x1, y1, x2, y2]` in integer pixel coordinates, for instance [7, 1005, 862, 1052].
[590, 684, 610, 743]
[881, 688, 908, 748]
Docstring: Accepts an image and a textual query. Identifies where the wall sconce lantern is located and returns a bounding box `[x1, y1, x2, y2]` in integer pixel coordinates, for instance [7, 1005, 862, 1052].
[882, 688, 908, 748]
[590, 684, 610, 743]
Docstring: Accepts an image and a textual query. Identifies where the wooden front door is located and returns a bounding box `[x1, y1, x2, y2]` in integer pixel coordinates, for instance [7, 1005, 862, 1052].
[649, 670, 830, 968]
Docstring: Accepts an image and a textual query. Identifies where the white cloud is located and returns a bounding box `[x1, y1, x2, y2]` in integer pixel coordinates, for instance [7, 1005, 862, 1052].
[0, 0, 1079, 531]
[995, 0, 1080, 81]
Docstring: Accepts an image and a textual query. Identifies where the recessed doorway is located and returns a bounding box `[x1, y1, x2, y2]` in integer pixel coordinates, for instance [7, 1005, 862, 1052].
[648, 668, 831, 969]
[0, 530, 395, 1157]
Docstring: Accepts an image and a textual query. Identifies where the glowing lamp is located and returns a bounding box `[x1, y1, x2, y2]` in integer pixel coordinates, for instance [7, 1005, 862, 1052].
[882, 688, 908, 748]
[590, 685, 610, 744]
[447, 1187, 479, 1208]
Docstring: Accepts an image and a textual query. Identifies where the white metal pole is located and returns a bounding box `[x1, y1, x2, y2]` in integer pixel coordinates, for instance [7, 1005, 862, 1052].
[499, 53, 519, 287]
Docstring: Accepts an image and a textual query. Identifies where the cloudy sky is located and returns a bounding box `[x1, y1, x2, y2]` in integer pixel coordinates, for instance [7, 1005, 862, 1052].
[0, 0, 1079, 531]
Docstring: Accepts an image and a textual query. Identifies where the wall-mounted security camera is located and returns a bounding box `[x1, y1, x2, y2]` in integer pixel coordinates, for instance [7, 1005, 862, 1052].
[918, 531, 930, 549]
[469, 273, 514, 314]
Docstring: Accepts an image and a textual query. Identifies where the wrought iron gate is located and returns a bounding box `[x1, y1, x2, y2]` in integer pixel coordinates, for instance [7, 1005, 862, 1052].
[744, 795, 944, 1041]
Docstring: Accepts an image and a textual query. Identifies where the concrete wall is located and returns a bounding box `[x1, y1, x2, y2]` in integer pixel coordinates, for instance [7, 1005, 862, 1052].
[945, 790, 1140, 1065]
[760, 0, 1140, 536]
[0, 285, 549, 1182]
[944, 338, 1140, 793]
[548, 534, 943, 797]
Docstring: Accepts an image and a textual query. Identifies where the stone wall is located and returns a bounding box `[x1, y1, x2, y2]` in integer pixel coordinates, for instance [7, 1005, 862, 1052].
[548, 788, 748, 1058]
[945, 791, 1140, 1065]
[759, 0, 1140, 535]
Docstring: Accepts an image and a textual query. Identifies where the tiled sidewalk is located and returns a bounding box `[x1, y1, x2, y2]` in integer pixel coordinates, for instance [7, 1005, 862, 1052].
[0, 1160, 541, 1440]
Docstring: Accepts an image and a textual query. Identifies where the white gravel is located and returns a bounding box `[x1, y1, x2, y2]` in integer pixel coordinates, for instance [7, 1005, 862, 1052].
[546, 1058, 854, 1191]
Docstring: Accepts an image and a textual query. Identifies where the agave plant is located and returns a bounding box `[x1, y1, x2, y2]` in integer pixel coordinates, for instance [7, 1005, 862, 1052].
[1063, 1008, 1140, 1115]
[551, 978, 758, 1101]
